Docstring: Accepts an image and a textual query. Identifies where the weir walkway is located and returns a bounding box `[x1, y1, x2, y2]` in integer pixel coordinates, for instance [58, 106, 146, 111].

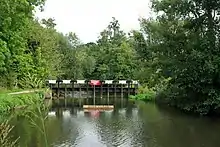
[47, 80, 139, 99]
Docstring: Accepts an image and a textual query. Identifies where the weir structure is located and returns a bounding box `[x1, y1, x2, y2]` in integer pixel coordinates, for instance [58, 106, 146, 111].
[46, 80, 139, 99]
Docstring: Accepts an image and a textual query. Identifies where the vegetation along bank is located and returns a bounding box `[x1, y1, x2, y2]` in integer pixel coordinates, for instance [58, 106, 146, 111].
[0, 91, 45, 114]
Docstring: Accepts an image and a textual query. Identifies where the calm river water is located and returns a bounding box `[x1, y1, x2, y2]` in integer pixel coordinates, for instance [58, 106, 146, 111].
[9, 98, 220, 147]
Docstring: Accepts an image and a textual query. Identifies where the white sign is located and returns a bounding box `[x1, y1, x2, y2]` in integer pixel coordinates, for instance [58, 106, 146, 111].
[49, 80, 56, 84]
[77, 80, 85, 84]
[62, 80, 71, 84]
[105, 80, 113, 84]
[119, 80, 127, 84]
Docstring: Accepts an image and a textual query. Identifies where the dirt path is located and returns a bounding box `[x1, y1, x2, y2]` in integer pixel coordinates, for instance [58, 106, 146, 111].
[8, 90, 41, 95]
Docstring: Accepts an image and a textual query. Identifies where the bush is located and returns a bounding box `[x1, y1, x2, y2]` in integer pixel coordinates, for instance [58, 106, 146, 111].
[129, 86, 156, 102]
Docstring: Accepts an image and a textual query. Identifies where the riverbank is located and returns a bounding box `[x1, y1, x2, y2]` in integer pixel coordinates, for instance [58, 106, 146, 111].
[0, 89, 46, 114]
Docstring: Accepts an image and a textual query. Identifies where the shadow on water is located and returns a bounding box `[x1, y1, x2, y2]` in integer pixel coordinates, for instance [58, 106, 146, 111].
[8, 98, 220, 147]
[137, 102, 220, 147]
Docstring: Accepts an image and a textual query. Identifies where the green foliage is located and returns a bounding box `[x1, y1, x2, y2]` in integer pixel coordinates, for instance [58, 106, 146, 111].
[19, 72, 44, 88]
[0, 1, 138, 88]
[0, 92, 43, 114]
[129, 86, 156, 102]
[59, 17, 137, 80]
[133, 0, 220, 115]
[0, 0, 62, 88]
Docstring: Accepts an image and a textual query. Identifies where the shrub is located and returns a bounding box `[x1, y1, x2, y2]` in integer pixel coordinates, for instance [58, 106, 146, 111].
[129, 86, 156, 102]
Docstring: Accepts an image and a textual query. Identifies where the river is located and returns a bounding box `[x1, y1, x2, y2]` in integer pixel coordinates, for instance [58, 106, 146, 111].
[9, 98, 220, 147]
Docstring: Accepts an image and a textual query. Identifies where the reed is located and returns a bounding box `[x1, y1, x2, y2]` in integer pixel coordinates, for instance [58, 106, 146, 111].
[0, 121, 19, 147]
[25, 101, 50, 147]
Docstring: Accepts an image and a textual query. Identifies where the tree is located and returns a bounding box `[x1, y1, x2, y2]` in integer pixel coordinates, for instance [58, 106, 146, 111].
[141, 0, 220, 114]
[0, 0, 45, 88]
[41, 18, 56, 29]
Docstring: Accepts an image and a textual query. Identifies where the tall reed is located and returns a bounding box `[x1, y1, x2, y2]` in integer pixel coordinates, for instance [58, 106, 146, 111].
[25, 101, 50, 147]
[0, 121, 19, 147]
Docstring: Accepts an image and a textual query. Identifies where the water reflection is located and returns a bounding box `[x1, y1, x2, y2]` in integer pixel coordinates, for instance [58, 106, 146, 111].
[9, 98, 220, 147]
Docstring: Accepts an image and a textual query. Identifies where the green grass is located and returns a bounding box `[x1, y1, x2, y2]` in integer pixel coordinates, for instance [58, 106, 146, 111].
[0, 91, 44, 114]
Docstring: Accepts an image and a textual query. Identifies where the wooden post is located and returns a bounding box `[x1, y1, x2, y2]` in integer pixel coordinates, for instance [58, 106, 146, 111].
[64, 98, 67, 107]
[79, 84, 82, 98]
[57, 81, 60, 99]
[107, 95, 110, 105]
[93, 85, 96, 105]
[114, 82, 117, 98]
[107, 84, 109, 98]
[79, 98, 82, 107]
[64, 84, 67, 99]
[72, 81, 75, 98]
[121, 84, 123, 98]
[50, 84, 53, 99]
[135, 83, 138, 95]
[87, 81, 89, 98]
[100, 81, 103, 99]
[128, 81, 131, 96]
[121, 95, 123, 108]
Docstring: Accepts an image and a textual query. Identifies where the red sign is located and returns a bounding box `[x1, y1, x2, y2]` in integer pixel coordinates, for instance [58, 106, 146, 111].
[89, 80, 101, 86]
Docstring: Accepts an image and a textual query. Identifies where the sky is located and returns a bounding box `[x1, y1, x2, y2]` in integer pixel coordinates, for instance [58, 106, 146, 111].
[35, 0, 151, 43]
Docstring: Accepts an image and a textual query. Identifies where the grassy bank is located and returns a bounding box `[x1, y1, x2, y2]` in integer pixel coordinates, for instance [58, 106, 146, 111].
[129, 86, 156, 102]
[0, 91, 45, 114]
[0, 90, 48, 147]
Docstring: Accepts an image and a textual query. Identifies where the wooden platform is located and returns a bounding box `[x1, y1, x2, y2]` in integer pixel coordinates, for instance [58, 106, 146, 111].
[83, 105, 114, 109]
[84, 109, 114, 112]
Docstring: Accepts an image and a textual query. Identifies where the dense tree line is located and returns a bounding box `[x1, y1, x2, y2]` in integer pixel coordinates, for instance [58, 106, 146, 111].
[0, 0, 138, 88]
[139, 0, 220, 115]
[1, 0, 220, 114]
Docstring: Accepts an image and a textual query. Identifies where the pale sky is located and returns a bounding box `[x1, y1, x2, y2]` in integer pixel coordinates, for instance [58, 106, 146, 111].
[35, 0, 151, 43]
